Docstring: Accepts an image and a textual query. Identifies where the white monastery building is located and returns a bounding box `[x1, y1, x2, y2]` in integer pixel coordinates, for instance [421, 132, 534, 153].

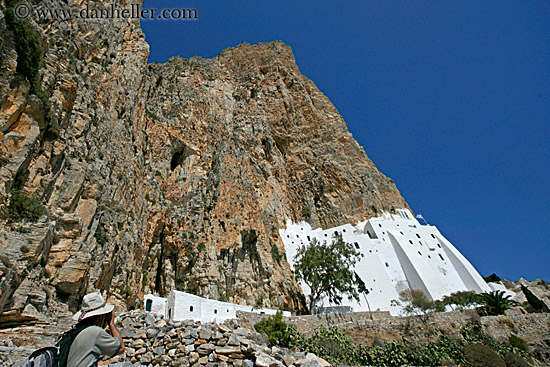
[280, 208, 493, 315]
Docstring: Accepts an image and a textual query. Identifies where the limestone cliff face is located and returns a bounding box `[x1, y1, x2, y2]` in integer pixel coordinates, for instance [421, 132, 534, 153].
[0, 0, 408, 319]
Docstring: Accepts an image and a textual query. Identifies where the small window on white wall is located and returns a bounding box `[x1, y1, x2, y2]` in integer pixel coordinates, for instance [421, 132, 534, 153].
[190, 305, 194, 312]
[354, 242, 359, 249]
[439, 254, 445, 261]
[385, 262, 389, 267]
[431, 234, 435, 238]
[214, 309, 217, 314]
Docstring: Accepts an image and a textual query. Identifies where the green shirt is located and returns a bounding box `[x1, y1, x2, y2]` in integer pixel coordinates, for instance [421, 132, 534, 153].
[67, 326, 121, 367]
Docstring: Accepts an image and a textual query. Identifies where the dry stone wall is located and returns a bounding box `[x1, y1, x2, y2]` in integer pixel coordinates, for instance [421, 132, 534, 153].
[2, 310, 331, 367]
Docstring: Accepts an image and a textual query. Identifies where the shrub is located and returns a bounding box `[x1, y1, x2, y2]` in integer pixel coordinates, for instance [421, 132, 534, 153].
[520, 284, 550, 312]
[464, 344, 506, 367]
[8, 189, 47, 222]
[442, 290, 479, 309]
[477, 291, 518, 316]
[270, 243, 282, 264]
[509, 335, 527, 352]
[5, 8, 43, 92]
[94, 223, 108, 245]
[483, 273, 502, 283]
[254, 311, 294, 347]
[197, 242, 206, 252]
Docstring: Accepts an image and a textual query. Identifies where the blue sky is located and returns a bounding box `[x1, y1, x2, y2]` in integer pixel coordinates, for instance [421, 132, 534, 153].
[141, 1, 549, 282]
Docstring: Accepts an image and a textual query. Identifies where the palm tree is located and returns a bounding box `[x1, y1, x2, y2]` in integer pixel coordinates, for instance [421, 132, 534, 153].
[477, 291, 518, 316]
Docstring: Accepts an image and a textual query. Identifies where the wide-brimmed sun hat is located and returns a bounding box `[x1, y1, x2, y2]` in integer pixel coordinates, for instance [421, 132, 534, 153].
[73, 292, 114, 322]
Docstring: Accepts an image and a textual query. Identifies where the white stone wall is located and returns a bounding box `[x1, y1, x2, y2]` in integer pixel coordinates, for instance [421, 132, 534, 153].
[164, 290, 290, 323]
[280, 208, 491, 315]
[144, 294, 167, 317]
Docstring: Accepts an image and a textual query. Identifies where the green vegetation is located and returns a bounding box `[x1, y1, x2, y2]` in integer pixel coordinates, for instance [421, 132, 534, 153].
[301, 207, 311, 218]
[483, 273, 502, 283]
[197, 242, 206, 252]
[369, 205, 378, 214]
[396, 289, 445, 317]
[270, 243, 282, 264]
[477, 291, 518, 316]
[442, 290, 479, 310]
[7, 189, 47, 222]
[4, 2, 59, 138]
[520, 284, 550, 312]
[254, 311, 294, 347]
[4, 2, 42, 92]
[509, 334, 527, 351]
[255, 295, 264, 308]
[253, 316, 530, 367]
[293, 236, 366, 313]
[94, 222, 108, 245]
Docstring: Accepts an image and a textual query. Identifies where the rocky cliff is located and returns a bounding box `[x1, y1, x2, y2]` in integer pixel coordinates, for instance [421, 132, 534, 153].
[0, 0, 408, 320]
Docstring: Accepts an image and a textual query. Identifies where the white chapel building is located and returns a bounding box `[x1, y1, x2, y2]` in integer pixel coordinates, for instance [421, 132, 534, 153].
[279, 208, 493, 315]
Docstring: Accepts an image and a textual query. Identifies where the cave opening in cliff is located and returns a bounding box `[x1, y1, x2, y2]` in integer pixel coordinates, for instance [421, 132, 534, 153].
[170, 143, 195, 171]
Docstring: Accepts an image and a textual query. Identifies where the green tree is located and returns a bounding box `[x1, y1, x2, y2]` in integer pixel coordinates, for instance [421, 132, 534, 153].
[477, 291, 518, 316]
[397, 289, 445, 318]
[293, 236, 366, 313]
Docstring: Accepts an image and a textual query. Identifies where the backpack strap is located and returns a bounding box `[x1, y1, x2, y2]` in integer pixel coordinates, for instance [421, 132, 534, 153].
[55, 323, 94, 367]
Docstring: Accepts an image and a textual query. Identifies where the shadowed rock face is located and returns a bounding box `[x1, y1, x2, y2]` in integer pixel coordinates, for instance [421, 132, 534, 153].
[0, 0, 408, 318]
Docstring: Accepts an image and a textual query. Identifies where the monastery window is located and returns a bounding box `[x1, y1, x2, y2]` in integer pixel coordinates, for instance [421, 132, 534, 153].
[324, 234, 327, 237]
[354, 242, 359, 249]
[190, 306, 194, 312]
[431, 234, 436, 239]
[343, 229, 346, 232]
[416, 233, 421, 238]
[437, 244, 441, 248]
[439, 254, 445, 261]
[369, 250, 372, 253]
[287, 235, 289, 238]
[418, 251, 422, 256]
[428, 255, 431, 259]
[409, 240, 413, 244]
[214, 309, 218, 314]
[385, 262, 389, 267]
[400, 232, 404, 235]
[301, 228, 303, 230]
[296, 235, 299, 238]
[334, 231, 339, 236]
[379, 224, 382, 227]
[307, 236, 311, 241]
[382, 232, 385, 234]
[367, 231, 377, 239]
[419, 242, 422, 246]
[227, 309, 229, 312]
[145, 299, 153, 312]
